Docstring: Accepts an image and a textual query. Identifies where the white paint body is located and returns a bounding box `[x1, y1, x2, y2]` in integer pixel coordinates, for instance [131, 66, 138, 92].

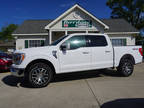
[12, 33, 143, 76]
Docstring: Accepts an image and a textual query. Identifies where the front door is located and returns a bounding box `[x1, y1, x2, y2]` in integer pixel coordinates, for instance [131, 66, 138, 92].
[58, 35, 91, 73]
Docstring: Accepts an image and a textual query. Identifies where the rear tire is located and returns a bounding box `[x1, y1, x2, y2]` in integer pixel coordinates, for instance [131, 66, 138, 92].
[117, 59, 134, 77]
[26, 62, 54, 88]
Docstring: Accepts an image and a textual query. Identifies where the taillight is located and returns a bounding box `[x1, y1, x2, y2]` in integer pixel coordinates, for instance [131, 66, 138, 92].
[139, 48, 143, 56]
[0, 59, 5, 65]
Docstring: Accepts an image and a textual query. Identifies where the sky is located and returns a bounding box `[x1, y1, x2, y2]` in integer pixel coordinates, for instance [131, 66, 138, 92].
[0, 0, 111, 29]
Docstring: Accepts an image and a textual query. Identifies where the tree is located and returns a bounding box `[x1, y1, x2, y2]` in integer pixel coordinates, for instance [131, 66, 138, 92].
[106, 0, 144, 30]
[0, 24, 18, 42]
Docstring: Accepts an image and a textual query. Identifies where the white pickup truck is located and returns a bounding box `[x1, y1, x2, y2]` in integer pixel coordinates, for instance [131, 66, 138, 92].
[11, 33, 143, 87]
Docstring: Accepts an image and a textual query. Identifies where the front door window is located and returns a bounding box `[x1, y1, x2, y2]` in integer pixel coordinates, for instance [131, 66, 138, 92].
[64, 36, 86, 50]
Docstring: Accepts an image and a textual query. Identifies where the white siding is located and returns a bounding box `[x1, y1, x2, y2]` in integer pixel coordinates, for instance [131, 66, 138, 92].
[16, 38, 25, 50]
[16, 36, 47, 50]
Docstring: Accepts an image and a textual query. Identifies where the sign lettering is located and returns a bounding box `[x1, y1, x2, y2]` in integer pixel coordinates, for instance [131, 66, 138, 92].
[62, 20, 92, 28]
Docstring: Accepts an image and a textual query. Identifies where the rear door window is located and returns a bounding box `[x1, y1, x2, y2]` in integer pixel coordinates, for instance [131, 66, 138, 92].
[86, 35, 107, 47]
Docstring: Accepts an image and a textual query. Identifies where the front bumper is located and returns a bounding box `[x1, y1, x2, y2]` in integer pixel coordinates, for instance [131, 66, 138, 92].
[10, 66, 24, 77]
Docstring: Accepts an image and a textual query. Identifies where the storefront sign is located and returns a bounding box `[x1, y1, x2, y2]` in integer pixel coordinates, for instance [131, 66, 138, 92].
[62, 20, 92, 28]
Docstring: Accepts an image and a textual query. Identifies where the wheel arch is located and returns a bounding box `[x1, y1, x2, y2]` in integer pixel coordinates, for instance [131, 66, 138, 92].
[119, 54, 135, 66]
[25, 59, 56, 74]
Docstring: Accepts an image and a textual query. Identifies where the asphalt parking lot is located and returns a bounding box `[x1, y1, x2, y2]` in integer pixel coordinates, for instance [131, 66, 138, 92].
[0, 63, 144, 108]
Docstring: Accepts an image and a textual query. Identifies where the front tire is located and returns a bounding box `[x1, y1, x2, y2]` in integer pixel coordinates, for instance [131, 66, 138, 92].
[27, 62, 54, 88]
[117, 59, 134, 77]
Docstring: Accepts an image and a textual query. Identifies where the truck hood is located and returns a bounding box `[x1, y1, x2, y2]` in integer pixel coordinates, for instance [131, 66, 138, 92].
[14, 46, 57, 55]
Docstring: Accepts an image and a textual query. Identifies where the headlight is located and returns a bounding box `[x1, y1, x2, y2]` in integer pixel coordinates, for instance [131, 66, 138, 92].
[12, 53, 25, 65]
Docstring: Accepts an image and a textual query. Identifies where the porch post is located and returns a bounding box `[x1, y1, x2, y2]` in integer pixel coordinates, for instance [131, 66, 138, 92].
[86, 30, 88, 34]
[49, 30, 52, 44]
[65, 30, 68, 35]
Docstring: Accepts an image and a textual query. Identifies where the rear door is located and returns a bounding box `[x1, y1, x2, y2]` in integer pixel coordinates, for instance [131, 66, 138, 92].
[86, 35, 113, 69]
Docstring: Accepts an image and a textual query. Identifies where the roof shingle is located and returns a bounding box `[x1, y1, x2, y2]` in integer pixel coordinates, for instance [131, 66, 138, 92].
[101, 19, 139, 33]
[13, 20, 53, 34]
[13, 19, 139, 34]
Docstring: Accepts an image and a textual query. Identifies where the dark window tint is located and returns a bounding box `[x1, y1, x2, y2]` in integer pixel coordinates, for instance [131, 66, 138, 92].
[86, 35, 107, 47]
[65, 36, 86, 50]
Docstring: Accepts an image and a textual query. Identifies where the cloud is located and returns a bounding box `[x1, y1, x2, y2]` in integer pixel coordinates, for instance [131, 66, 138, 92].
[60, 2, 75, 8]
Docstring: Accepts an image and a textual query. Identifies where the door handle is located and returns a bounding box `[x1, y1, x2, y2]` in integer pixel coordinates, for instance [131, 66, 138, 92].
[105, 50, 111, 53]
[82, 52, 89, 54]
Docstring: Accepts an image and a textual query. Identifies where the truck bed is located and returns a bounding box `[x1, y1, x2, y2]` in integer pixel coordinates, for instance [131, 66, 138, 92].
[113, 46, 143, 67]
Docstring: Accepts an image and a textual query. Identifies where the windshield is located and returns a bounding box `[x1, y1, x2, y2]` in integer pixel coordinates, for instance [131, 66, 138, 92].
[51, 35, 68, 46]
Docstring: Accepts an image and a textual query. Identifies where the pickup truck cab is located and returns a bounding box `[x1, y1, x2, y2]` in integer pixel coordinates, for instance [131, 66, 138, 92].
[11, 33, 143, 87]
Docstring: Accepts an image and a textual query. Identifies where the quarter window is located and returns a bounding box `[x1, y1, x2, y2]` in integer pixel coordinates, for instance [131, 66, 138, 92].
[86, 35, 107, 47]
[65, 36, 86, 50]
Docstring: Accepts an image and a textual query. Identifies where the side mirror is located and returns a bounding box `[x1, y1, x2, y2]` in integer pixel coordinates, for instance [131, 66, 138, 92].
[60, 43, 67, 51]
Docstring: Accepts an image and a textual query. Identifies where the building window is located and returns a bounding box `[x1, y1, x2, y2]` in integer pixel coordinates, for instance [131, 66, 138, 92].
[111, 39, 127, 46]
[25, 40, 45, 48]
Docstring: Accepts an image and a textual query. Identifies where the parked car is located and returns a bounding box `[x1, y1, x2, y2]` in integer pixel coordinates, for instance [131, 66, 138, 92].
[11, 33, 143, 88]
[136, 40, 144, 59]
[0, 51, 12, 71]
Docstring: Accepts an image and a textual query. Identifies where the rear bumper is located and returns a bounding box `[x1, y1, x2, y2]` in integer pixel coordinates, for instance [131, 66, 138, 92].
[10, 66, 24, 77]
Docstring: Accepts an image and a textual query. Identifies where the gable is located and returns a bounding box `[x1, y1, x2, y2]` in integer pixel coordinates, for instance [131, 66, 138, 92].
[49, 8, 104, 32]
[45, 4, 109, 30]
